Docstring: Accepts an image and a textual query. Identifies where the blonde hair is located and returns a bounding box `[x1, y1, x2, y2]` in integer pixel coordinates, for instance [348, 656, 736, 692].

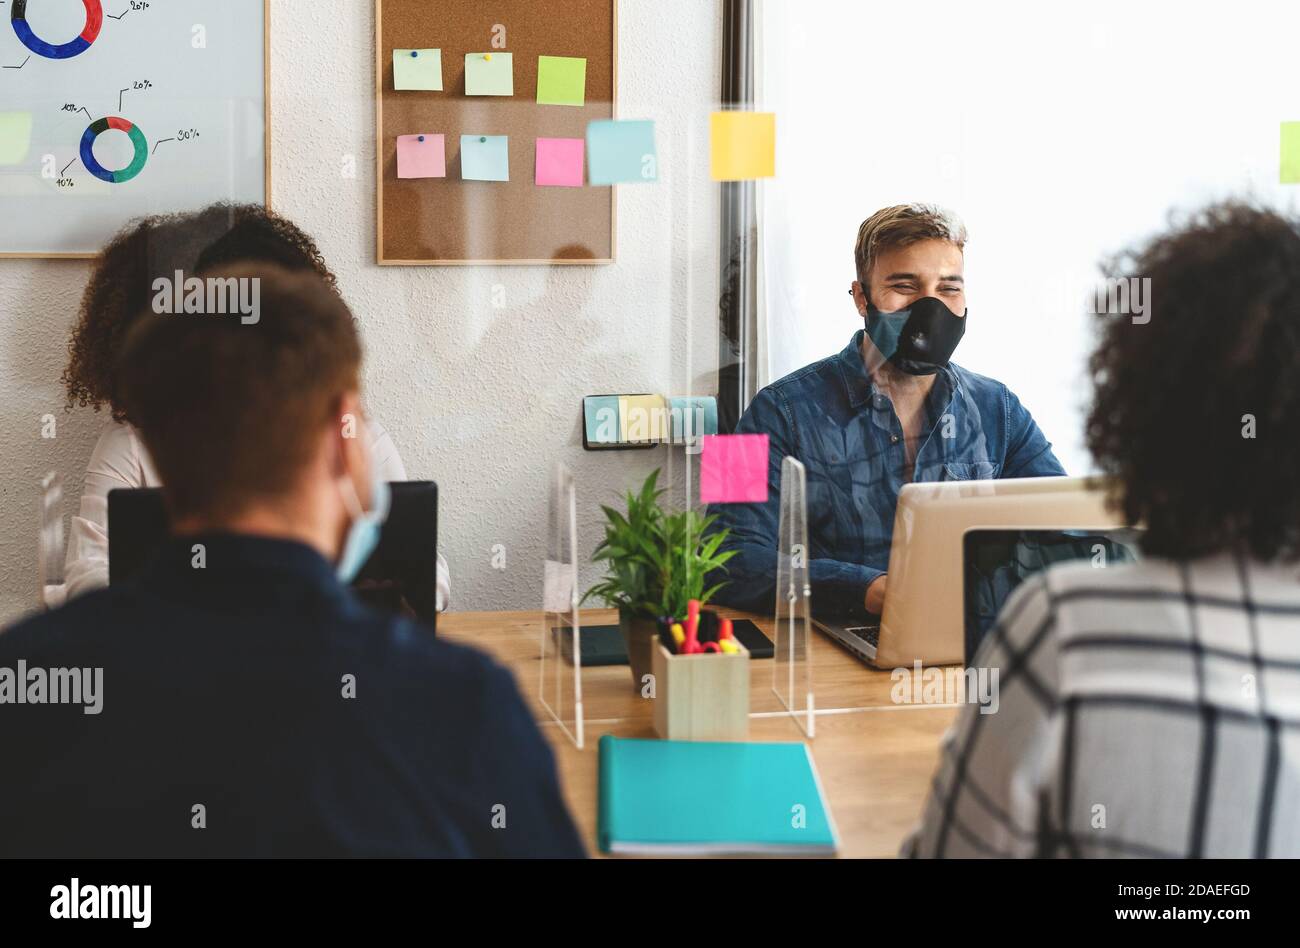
[854, 203, 968, 283]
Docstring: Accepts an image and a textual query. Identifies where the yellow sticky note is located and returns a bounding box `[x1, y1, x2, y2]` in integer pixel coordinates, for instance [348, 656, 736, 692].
[619, 395, 669, 443]
[0, 111, 34, 166]
[710, 111, 776, 181]
[1282, 122, 1300, 184]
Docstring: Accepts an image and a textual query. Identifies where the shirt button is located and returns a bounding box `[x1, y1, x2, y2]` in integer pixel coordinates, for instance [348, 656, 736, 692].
[890, 435, 900, 444]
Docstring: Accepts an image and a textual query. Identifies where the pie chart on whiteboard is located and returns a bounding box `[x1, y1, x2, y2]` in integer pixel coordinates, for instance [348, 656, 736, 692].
[10, 0, 104, 60]
[80, 116, 148, 183]
[0, 0, 267, 257]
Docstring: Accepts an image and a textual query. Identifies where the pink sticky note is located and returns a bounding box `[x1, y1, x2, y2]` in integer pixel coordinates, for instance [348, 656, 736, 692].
[397, 134, 446, 179]
[700, 434, 769, 504]
[535, 137, 585, 187]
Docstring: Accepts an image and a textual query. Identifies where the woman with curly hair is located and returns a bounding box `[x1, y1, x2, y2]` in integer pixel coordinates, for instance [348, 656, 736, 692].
[907, 201, 1300, 858]
[62, 203, 450, 610]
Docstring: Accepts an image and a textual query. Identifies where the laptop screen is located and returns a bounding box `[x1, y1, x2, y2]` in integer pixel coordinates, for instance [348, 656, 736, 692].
[108, 482, 440, 627]
[962, 528, 1143, 664]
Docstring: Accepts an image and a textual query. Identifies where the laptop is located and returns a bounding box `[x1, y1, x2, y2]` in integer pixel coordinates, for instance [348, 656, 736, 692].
[107, 481, 440, 628]
[811, 611, 882, 664]
[962, 527, 1141, 663]
[811, 476, 1134, 668]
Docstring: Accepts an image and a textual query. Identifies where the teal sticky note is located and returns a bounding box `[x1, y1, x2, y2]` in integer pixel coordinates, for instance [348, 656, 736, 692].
[670, 396, 718, 444]
[584, 396, 621, 445]
[587, 120, 657, 184]
[461, 135, 510, 181]
[393, 49, 442, 91]
[537, 55, 587, 106]
[465, 52, 514, 96]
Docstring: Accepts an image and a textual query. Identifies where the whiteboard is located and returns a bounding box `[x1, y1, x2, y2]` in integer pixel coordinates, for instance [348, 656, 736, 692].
[0, 0, 267, 257]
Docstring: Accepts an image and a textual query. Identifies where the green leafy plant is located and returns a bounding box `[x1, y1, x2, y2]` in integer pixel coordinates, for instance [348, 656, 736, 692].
[583, 469, 736, 620]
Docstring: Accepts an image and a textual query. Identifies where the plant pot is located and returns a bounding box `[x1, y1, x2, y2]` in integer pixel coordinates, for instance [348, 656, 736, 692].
[619, 612, 660, 689]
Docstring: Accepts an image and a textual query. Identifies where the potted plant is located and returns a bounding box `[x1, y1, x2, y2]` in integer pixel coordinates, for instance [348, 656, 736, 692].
[584, 469, 736, 688]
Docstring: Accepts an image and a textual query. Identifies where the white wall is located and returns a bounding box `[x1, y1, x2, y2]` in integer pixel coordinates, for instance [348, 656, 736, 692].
[0, 0, 721, 624]
[759, 0, 1300, 476]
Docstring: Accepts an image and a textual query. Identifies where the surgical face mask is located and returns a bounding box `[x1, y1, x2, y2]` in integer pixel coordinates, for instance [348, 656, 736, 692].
[336, 459, 391, 583]
[863, 295, 967, 375]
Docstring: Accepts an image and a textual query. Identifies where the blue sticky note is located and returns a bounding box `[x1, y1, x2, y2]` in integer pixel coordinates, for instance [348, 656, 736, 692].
[587, 120, 657, 185]
[460, 135, 510, 182]
[584, 396, 621, 445]
[670, 396, 718, 444]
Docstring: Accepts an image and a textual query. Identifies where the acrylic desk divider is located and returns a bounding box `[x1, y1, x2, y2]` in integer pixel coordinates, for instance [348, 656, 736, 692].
[773, 456, 815, 738]
[38, 472, 65, 612]
[539, 462, 585, 749]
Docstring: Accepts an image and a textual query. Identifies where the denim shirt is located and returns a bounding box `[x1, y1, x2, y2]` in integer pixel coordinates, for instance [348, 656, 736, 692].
[708, 330, 1066, 618]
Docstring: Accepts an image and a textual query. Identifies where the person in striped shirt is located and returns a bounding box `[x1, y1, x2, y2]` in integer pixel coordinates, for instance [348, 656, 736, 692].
[906, 201, 1300, 858]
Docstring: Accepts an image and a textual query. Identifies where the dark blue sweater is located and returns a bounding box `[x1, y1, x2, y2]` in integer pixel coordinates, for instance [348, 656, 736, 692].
[0, 533, 585, 858]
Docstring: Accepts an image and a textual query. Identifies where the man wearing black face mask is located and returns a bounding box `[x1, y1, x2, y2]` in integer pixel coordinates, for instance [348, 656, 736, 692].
[709, 204, 1064, 619]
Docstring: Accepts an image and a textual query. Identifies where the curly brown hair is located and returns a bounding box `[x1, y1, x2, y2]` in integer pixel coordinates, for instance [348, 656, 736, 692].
[1086, 201, 1300, 562]
[62, 203, 338, 422]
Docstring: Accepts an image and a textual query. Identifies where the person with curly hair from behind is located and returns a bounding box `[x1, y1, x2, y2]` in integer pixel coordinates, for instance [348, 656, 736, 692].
[62, 203, 451, 610]
[905, 201, 1300, 858]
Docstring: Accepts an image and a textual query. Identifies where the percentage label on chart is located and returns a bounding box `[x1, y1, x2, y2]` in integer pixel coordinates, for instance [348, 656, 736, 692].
[178, 128, 200, 140]
[56, 178, 74, 189]
[133, 80, 153, 90]
[130, 1, 152, 9]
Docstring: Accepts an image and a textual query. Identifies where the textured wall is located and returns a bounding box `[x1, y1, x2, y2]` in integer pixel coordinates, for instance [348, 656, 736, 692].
[0, 0, 722, 624]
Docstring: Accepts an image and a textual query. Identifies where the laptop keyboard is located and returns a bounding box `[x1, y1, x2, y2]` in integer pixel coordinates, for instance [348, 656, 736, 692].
[844, 624, 880, 649]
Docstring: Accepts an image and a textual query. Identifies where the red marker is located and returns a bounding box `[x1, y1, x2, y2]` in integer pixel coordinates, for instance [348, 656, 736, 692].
[682, 599, 703, 654]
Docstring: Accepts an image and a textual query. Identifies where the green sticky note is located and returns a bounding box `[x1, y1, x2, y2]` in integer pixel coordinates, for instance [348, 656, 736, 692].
[1282, 122, 1300, 184]
[393, 49, 442, 91]
[465, 52, 513, 96]
[0, 111, 33, 166]
[537, 56, 587, 107]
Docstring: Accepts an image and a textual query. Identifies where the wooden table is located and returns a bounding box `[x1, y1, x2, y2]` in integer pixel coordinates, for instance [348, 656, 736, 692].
[437, 608, 958, 857]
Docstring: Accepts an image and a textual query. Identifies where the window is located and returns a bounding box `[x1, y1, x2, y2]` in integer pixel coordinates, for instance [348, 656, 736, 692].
[756, 0, 1299, 473]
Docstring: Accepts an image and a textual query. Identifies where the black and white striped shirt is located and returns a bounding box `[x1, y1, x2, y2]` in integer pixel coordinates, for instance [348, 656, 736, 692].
[904, 551, 1300, 858]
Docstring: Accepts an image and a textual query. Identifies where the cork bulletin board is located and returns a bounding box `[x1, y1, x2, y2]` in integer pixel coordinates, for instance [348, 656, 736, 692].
[375, 0, 617, 265]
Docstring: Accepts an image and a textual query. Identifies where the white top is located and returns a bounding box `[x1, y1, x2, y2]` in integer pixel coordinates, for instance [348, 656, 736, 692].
[904, 551, 1300, 858]
[64, 419, 450, 612]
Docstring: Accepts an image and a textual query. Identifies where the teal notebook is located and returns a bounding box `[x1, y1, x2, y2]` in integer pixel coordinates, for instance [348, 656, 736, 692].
[597, 736, 838, 855]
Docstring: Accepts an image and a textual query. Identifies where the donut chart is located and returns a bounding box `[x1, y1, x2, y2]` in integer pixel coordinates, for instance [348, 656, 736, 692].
[11, 0, 103, 60]
[80, 117, 147, 183]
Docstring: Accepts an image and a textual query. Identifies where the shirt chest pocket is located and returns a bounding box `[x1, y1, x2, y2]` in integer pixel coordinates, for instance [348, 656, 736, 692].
[942, 461, 999, 481]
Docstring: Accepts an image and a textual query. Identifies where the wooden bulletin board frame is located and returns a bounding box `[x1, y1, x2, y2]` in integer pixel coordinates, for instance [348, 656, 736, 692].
[375, 0, 617, 266]
[0, 1, 272, 260]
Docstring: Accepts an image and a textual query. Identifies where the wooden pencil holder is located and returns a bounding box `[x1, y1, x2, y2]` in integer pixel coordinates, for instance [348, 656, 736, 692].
[652, 640, 750, 741]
